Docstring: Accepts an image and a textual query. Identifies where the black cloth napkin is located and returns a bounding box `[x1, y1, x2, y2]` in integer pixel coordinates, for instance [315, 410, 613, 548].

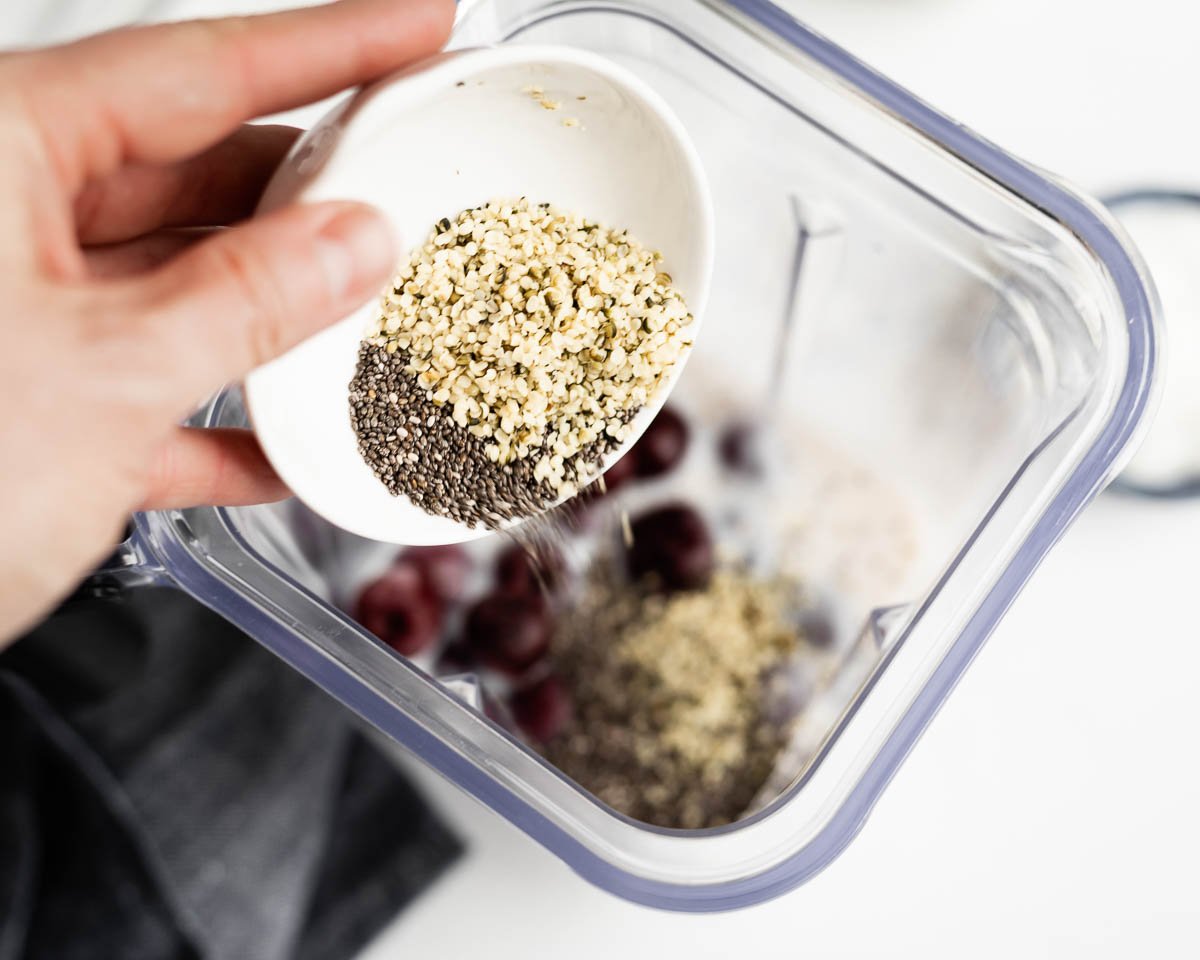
[0, 587, 462, 960]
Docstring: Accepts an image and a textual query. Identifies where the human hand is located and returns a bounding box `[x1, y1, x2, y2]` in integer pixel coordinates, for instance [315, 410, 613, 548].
[0, 0, 454, 643]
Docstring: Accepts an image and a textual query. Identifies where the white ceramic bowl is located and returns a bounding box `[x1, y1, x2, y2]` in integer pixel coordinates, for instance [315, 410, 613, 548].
[245, 44, 713, 544]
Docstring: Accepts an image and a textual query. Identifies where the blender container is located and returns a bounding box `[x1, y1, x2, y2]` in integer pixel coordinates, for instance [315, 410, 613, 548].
[102, 0, 1158, 910]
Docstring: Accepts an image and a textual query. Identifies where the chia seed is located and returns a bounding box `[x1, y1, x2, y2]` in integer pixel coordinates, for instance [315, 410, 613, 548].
[349, 342, 626, 528]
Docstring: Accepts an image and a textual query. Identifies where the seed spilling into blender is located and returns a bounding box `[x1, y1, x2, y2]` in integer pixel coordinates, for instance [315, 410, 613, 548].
[342, 202, 861, 829]
[348, 197, 696, 529]
[349, 402, 842, 830]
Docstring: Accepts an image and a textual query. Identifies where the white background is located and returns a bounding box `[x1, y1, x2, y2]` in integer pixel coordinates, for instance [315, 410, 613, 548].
[6, 1, 1199, 957]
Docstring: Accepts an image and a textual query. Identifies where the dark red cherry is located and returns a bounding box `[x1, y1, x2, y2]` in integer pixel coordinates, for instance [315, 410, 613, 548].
[495, 543, 565, 598]
[510, 675, 572, 744]
[355, 566, 440, 656]
[397, 544, 471, 606]
[464, 593, 553, 676]
[631, 406, 689, 478]
[626, 503, 714, 592]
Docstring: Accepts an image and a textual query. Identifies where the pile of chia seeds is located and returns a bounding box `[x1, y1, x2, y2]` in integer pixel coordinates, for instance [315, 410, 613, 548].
[349, 343, 625, 528]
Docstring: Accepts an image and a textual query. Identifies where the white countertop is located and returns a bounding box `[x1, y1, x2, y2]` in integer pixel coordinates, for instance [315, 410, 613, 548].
[7, 1, 1198, 955]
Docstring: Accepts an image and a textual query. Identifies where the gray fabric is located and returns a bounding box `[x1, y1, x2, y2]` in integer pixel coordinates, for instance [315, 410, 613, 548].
[0, 588, 462, 960]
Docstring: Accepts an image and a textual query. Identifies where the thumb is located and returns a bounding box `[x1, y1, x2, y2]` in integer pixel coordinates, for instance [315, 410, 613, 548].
[137, 200, 396, 399]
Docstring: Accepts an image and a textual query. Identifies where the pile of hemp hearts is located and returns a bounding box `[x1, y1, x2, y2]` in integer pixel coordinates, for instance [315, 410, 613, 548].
[349, 198, 695, 528]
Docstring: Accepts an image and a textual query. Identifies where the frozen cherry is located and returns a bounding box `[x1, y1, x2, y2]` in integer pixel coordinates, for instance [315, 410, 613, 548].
[495, 543, 564, 598]
[718, 422, 761, 476]
[397, 544, 471, 605]
[632, 406, 689, 478]
[627, 503, 714, 592]
[510, 675, 572, 744]
[599, 450, 638, 493]
[355, 566, 440, 656]
[465, 593, 552, 675]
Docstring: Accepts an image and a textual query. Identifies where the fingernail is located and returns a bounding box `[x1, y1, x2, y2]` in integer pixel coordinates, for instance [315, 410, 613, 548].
[314, 204, 398, 307]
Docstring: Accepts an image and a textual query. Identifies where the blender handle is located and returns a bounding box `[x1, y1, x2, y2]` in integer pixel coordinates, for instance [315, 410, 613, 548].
[82, 521, 167, 597]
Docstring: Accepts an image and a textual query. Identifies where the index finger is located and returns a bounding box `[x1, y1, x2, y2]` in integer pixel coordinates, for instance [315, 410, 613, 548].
[14, 0, 454, 189]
